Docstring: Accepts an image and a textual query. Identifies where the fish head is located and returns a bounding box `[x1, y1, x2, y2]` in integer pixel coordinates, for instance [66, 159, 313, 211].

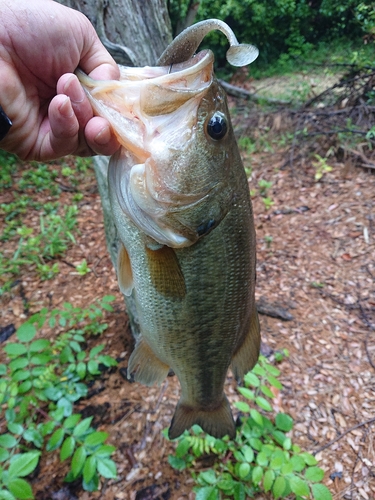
[77, 50, 237, 248]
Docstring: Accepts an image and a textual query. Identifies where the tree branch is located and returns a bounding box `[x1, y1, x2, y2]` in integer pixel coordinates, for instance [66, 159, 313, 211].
[218, 80, 291, 105]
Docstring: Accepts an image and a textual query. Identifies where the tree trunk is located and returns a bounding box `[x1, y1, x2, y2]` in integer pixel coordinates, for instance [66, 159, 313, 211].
[57, 0, 173, 335]
[57, 0, 172, 65]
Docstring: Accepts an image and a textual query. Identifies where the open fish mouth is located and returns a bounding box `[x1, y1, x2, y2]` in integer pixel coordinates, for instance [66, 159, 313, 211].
[77, 51, 225, 248]
[76, 50, 214, 157]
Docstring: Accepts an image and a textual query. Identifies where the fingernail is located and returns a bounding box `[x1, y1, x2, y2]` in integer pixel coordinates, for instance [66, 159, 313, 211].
[94, 125, 111, 145]
[64, 76, 85, 103]
[59, 96, 74, 118]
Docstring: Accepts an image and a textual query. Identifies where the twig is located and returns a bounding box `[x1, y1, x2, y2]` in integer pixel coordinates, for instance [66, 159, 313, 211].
[365, 331, 375, 370]
[304, 69, 375, 107]
[125, 448, 138, 468]
[256, 297, 294, 321]
[289, 105, 375, 117]
[92, 255, 105, 278]
[358, 302, 375, 371]
[218, 79, 291, 105]
[307, 129, 369, 137]
[344, 147, 375, 170]
[61, 260, 76, 269]
[56, 182, 77, 192]
[313, 417, 375, 455]
[289, 114, 304, 176]
[366, 264, 375, 280]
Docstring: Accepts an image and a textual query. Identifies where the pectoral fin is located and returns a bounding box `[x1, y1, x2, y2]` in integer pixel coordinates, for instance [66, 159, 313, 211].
[128, 337, 169, 386]
[117, 243, 134, 296]
[231, 304, 261, 382]
[146, 245, 186, 299]
[169, 395, 236, 440]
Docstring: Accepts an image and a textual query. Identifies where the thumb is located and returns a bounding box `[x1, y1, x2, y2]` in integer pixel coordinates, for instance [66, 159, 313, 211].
[78, 21, 120, 81]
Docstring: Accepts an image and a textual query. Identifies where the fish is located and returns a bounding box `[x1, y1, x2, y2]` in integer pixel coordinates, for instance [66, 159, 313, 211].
[77, 19, 261, 440]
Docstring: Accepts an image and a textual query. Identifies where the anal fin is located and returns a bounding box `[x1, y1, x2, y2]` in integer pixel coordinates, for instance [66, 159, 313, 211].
[168, 395, 236, 440]
[231, 304, 261, 382]
[117, 243, 134, 296]
[128, 337, 169, 386]
[146, 245, 186, 299]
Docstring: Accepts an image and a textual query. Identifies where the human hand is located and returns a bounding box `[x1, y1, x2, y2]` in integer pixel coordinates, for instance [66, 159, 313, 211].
[0, 0, 121, 161]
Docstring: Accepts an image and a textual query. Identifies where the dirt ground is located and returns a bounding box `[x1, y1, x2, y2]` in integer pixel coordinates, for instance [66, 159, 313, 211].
[1, 96, 375, 499]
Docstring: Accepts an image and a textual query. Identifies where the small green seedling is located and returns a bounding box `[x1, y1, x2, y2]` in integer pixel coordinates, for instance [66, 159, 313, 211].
[262, 197, 275, 210]
[265, 235, 273, 248]
[312, 155, 333, 181]
[258, 179, 273, 196]
[76, 259, 91, 276]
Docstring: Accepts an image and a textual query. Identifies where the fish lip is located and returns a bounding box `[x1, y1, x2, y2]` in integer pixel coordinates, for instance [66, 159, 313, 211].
[166, 49, 214, 79]
[77, 50, 214, 160]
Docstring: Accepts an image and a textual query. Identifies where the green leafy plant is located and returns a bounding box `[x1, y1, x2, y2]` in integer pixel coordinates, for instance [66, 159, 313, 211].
[264, 235, 273, 248]
[238, 137, 257, 156]
[311, 281, 325, 289]
[262, 197, 275, 210]
[0, 154, 95, 291]
[312, 154, 333, 181]
[355, 2, 375, 37]
[18, 163, 59, 195]
[58, 157, 93, 190]
[257, 180, 275, 211]
[76, 259, 91, 276]
[0, 151, 18, 190]
[73, 193, 84, 202]
[1, 205, 78, 292]
[167, 355, 332, 500]
[0, 296, 118, 498]
[0, 154, 91, 293]
[258, 179, 273, 196]
[366, 125, 375, 141]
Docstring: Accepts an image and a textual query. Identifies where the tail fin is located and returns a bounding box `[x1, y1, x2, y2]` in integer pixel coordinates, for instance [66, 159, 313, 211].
[168, 395, 235, 440]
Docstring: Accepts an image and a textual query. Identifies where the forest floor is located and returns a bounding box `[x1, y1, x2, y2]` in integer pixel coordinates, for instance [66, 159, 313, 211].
[1, 77, 375, 500]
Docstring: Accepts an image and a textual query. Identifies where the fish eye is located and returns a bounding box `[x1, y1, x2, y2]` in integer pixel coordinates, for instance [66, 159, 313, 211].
[206, 112, 228, 140]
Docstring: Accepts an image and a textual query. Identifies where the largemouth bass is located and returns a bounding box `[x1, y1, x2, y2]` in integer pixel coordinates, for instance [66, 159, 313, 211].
[77, 19, 260, 439]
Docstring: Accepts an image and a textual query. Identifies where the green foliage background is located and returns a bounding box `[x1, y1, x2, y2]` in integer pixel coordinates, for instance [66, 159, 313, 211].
[168, 0, 375, 66]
